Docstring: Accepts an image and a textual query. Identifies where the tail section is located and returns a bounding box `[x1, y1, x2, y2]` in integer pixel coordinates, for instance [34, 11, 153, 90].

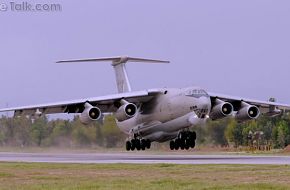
[57, 56, 169, 93]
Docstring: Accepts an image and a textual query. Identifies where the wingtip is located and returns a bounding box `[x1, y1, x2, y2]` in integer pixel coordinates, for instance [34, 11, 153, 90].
[55, 60, 64, 63]
[56, 61, 68, 63]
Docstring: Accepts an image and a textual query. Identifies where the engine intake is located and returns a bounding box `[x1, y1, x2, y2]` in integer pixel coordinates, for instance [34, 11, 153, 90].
[115, 101, 137, 122]
[235, 102, 260, 121]
[209, 99, 233, 120]
[80, 103, 102, 125]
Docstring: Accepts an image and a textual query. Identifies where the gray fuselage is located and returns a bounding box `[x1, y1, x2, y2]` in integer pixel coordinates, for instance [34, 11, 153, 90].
[116, 86, 211, 142]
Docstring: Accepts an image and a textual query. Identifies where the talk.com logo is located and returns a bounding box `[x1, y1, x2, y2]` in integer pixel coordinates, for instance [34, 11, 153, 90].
[0, 2, 62, 12]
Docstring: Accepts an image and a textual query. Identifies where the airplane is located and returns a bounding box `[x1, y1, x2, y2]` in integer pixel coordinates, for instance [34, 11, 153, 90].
[1, 56, 290, 151]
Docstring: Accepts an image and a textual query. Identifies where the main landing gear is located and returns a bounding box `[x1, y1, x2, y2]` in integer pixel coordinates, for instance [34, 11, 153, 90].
[126, 138, 151, 151]
[170, 131, 196, 150]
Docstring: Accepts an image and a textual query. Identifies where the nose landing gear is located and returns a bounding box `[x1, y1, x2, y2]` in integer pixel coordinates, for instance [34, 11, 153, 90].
[170, 131, 196, 151]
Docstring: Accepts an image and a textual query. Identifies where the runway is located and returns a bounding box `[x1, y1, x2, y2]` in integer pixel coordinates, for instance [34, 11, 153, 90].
[0, 152, 290, 164]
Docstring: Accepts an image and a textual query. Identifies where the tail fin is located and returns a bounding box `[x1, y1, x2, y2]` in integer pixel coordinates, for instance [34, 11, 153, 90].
[57, 56, 169, 93]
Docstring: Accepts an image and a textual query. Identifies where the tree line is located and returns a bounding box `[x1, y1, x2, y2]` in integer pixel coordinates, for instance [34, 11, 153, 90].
[0, 114, 289, 149]
[195, 114, 290, 149]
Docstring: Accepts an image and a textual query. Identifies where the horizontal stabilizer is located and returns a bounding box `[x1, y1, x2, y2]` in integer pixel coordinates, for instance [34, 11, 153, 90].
[56, 56, 170, 66]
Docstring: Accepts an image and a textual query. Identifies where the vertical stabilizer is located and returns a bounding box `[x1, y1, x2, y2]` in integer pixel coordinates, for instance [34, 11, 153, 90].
[114, 63, 131, 93]
[57, 56, 169, 93]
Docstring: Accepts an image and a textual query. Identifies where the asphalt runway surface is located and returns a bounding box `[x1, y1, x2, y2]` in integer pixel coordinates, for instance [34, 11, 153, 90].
[0, 152, 290, 164]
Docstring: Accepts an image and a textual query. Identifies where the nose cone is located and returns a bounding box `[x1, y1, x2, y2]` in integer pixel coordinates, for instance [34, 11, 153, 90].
[196, 97, 211, 118]
[198, 96, 211, 109]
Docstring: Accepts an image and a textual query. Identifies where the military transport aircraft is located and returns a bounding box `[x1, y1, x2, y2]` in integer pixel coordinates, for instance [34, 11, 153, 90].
[1, 56, 290, 151]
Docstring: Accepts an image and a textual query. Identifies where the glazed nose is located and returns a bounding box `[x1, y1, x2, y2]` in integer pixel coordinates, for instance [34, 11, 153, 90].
[195, 97, 211, 118]
[198, 97, 211, 109]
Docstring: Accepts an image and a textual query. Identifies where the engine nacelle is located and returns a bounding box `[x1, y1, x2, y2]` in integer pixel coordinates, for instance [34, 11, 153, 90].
[209, 99, 233, 120]
[115, 102, 137, 122]
[235, 102, 260, 121]
[80, 103, 102, 125]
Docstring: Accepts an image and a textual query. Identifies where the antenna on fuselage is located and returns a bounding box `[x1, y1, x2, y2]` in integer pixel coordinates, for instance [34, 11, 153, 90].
[56, 56, 169, 93]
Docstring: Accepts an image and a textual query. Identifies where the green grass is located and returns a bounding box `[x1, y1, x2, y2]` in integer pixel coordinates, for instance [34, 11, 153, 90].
[0, 162, 289, 190]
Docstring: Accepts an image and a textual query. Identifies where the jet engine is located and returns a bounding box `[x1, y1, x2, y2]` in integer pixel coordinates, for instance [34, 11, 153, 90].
[115, 100, 137, 122]
[80, 103, 102, 125]
[235, 102, 260, 121]
[209, 99, 233, 120]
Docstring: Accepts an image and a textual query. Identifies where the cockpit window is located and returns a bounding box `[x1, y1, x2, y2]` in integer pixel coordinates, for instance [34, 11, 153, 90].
[185, 89, 209, 98]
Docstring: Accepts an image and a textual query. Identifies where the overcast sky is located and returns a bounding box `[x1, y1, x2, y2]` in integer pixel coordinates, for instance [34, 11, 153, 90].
[1, 1, 290, 113]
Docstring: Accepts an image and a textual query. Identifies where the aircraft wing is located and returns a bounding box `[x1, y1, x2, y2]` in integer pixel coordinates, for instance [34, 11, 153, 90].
[209, 92, 290, 114]
[0, 89, 163, 117]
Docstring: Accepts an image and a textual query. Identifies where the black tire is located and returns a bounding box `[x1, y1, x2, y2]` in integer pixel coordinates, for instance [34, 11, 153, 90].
[185, 139, 190, 150]
[174, 139, 180, 150]
[180, 139, 185, 150]
[180, 132, 186, 140]
[187, 132, 192, 140]
[189, 140, 194, 148]
[141, 139, 146, 150]
[191, 141, 196, 149]
[136, 139, 141, 151]
[146, 139, 151, 149]
[170, 140, 175, 150]
[130, 139, 136, 151]
[126, 141, 131, 151]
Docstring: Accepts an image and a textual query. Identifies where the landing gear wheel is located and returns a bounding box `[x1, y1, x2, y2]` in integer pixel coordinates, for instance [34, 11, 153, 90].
[185, 139, 190, 150]
[189, 131, 196, 148]
[174, 139, 180, 150]
[130, 139, 136, 151]
[146, 139, 151, 149]
[179, 132, 185, 140]
[126, 141, 131, 151]
[190, 131, 196, 141]
[190, 141, 195, 149]
[136, 139, 141, 151]
[180, 139, 185, 150]
[170, 140, 175, 150]
[141, 139, 146, 150]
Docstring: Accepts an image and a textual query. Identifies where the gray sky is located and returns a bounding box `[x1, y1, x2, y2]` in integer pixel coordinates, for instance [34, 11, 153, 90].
[1, 0, 290, 112]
